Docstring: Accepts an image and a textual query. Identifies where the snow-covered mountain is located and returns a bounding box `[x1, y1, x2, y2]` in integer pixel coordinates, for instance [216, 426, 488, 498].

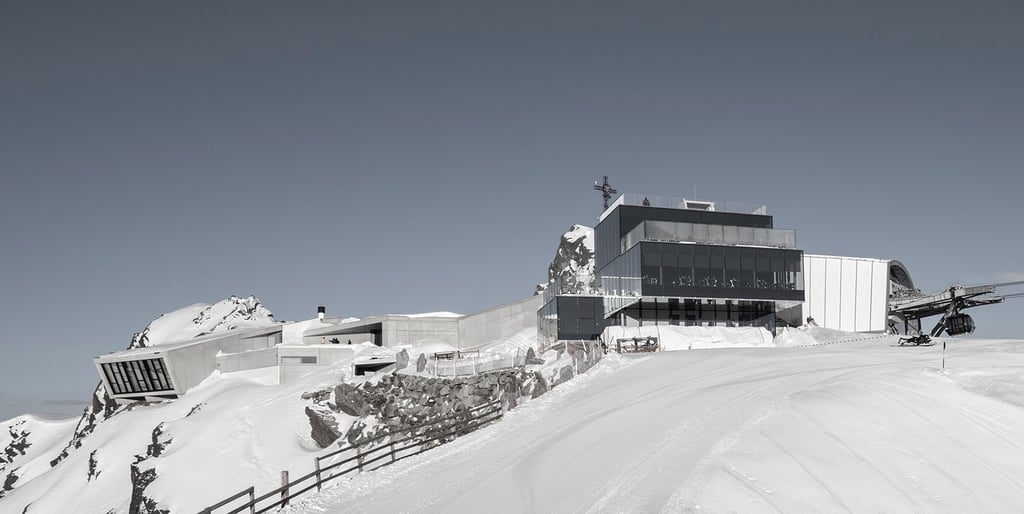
[0, 296, 277, 511]
[537, 224, 595, 295]
[0, 297, 571, 513]
[7, 290, 1024, 513]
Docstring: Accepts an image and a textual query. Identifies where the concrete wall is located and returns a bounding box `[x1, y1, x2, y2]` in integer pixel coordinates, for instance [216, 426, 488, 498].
[162, 333, 247, 394]
[383, 318, 460, 347]
[802, 255, 890, 332]
[216, 347, 278, 373]
[279, 345, 355, 383]
[242, 331, 281, 349]
[458, 295, 543, 349]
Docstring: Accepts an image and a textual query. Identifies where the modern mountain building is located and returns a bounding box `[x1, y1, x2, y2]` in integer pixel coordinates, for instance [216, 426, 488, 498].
[539, 193, 805, 347]
[95, 297, 542, 403]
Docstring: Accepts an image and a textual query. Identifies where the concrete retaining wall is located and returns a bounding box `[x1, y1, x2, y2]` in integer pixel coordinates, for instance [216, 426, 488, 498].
[279, 345, 355, 383]
[458, 295, 542, 349]
[384, 318, 460, 347]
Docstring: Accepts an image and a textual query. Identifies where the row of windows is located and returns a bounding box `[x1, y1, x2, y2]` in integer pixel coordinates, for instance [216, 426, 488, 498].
[618, 299, 777, 330]
[638, 243, 804, 299]
[101, 358, 174, 395]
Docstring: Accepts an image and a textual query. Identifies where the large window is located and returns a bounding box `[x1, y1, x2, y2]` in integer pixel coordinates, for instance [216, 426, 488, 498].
[638, 242, 804, 301]
[101, 358, 174, 395]
[620, 299, 777, 331]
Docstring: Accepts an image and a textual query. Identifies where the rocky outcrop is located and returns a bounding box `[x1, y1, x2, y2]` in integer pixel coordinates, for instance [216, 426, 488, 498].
[145, 423, 171, 459]
[537, 224, 595, 295]
[1, 469, 17, 498]
[129, 464, 167, 514]
[51, 385, 121, 467]
[87, 450, 100, 482]
[2, 421, 31, 466]
[126, 423, 171, 514]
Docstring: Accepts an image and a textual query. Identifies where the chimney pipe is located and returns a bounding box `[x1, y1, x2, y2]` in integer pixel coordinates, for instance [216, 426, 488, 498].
[317, 306, 326, 320]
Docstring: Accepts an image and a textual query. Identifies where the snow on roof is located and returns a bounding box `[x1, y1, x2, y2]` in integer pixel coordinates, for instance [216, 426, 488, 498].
[390, 311, 463, 318]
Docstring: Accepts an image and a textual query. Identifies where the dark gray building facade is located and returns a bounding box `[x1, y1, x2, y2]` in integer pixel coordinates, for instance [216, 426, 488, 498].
[539, 194, 805, 346]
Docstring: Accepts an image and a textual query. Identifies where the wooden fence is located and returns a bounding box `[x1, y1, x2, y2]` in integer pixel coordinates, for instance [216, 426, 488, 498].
[199, 399, 505, 514]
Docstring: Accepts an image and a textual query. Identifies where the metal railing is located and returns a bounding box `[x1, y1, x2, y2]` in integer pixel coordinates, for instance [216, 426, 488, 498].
[599, 193, 768, 222]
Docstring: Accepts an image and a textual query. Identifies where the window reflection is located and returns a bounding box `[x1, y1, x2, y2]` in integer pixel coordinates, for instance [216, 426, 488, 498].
[636, 242, 803, 299]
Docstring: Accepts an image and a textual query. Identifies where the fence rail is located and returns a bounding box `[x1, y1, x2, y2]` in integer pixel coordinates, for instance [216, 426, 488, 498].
[199, 399, 504, 514]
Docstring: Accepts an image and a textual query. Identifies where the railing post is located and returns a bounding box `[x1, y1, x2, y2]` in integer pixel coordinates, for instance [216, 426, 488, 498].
[281, 470, 289, 507]
[248, 486, 255, 514]
[315, 457, 322, 491]
[356, 445, 364, 472]
[390, 439, 397, 463]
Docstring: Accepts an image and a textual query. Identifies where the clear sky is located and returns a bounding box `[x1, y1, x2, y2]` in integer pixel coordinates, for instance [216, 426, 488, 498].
[2, 1, 1022, 422]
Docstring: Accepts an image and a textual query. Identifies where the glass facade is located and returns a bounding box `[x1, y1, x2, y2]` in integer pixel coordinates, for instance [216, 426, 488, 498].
[596, 204, 774, 271]
[638, 242, 803, 301]
[619, 299, 777, 330]
[624, 220, 796, 250]
[101, 358, 174, 395]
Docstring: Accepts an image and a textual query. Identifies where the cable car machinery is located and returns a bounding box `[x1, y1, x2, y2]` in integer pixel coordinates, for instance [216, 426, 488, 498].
[889, 280, 1024, 339]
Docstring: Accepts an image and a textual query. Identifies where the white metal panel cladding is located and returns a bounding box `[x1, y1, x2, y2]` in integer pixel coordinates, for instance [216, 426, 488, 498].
[808, 256, 827, 325]
[839, 260, 858, 331]
[855, 259, 874, 332]
[824, 258, 843, 328]
[871, 259, 890, 330]
[803, 255, 890, 333]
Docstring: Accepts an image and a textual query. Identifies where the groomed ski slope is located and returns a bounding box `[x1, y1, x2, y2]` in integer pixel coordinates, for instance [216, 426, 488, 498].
[293, 336, 1024, 513]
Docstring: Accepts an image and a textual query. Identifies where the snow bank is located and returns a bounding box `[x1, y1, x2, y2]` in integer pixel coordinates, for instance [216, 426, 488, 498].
[603, 325, 774, 351]
[772, 326, 819, 347]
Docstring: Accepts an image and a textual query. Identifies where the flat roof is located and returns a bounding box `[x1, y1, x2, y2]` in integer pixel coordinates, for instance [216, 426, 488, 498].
[303, 314, 461, 337]
[94, 324, 283, 360]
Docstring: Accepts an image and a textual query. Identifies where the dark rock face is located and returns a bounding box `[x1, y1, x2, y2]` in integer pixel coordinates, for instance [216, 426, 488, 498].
[129, 464, 168, 514]
[50, 385, 121, 468]
[305, 406, 343, 448]
[146, 423, 171, 459]
[334, 383, 371, 417]
[126, 423, 172, 514]
[1, 469, 18, 498]
[87, 450, 100, 482]
[2, 421, 31, 467]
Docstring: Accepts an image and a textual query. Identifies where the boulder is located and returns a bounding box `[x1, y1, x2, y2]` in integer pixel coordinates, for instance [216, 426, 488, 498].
[334, 383, 370, 417]
[305, 406, 343, 448]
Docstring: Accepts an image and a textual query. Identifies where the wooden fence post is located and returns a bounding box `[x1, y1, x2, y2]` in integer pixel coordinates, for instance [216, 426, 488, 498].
[356, 445, 364, 472]
[281, 470, 290, 506]
[248, 486, 255, 514]
[390, 439, 398, 463]
[315, 458, 322, 491]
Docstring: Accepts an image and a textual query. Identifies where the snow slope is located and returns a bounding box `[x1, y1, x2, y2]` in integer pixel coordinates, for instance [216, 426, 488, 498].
[293, 336, 1024, 513]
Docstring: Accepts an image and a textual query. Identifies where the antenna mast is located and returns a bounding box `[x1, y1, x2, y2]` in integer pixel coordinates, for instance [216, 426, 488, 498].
[593, 176, 618, 210]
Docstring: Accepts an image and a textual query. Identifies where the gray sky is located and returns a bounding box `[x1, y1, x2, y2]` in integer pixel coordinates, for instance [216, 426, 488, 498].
[3, 1, 1022, 422]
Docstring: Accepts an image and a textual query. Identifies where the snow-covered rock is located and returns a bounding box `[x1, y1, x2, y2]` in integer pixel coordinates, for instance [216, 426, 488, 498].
[537, 224, 595, 295]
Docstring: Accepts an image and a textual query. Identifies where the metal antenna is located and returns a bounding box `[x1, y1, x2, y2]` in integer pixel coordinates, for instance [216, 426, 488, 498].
[593, 176, 618, 210]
